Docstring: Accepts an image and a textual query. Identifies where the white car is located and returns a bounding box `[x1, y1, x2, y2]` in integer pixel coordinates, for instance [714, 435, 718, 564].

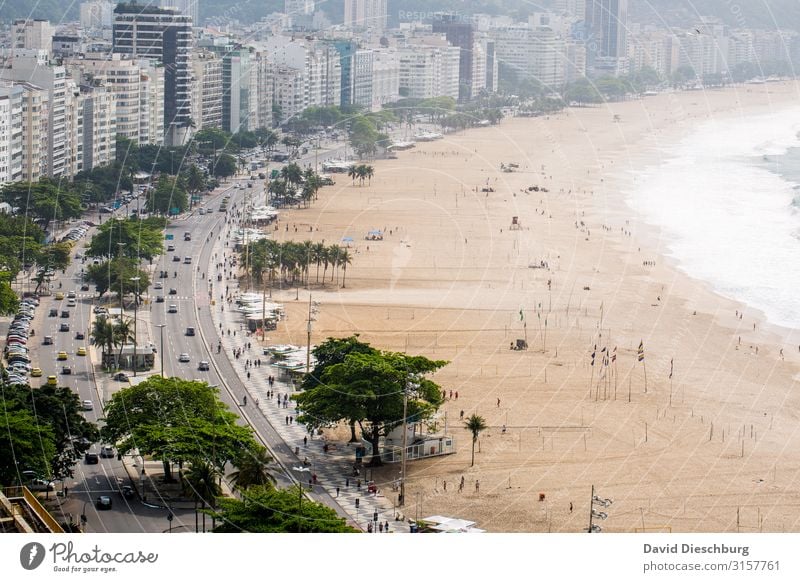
[178, 353, 190, 363]
[82, 400, 93, 411]
[168, 304, 178, 313]
[154, 281, 163, 289]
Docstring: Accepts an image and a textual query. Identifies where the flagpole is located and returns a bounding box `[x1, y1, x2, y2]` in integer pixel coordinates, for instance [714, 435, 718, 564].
[643, 361, 648, 394]
[588, 347, 595, 398]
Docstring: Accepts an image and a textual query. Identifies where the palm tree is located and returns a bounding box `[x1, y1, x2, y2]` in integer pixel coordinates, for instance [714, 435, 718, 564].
[113, 318, 134, 370]
[356, 164, 367, 186]
[338, 249, 353, 288]
[183, 461, 222, 533]
[464, 414, 487, 467]
[327, 244, 342, 283]
[311, 242, 326, 283]
[91, 317, 115, 369]
[186, 164, 205, 209]
[228, 446, 278, 491]
[347, 165, 357, 185]
[365, 165, 374, 185]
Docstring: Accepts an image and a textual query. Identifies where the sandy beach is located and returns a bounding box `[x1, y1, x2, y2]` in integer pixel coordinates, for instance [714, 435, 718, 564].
[263, 81, 800, 532]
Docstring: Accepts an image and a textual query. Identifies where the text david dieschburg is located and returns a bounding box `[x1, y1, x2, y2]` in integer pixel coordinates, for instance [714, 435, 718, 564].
[644, 543, 749, 557]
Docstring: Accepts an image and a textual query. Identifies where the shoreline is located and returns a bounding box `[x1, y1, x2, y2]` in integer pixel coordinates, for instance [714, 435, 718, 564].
[266, 81, 800, 532]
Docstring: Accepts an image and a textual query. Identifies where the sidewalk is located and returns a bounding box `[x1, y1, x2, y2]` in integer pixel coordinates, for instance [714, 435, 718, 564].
[207, 208, 401, 533]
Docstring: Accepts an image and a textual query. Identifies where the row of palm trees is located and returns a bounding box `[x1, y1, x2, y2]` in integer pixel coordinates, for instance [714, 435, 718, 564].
[90, 316, 134, 369]
[267, 164, 323, 209]
[247, 239, 354, 289]
[347, 164, 374, 186]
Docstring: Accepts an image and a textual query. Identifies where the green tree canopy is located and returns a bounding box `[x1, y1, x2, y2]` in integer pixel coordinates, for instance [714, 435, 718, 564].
[145, 175, 188, 215]
[86, 217, 164, 261]
[211, 153, 237, 178]
[0, 383, 99, 483]
[84, 257, 151, 299]
[212, 485, 358, 533]
[0, 179, 82, 230]
[101, 377, 258, 480]
[294, 344, 447, 465]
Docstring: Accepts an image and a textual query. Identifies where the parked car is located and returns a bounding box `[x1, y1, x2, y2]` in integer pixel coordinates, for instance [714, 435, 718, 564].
[113, 372, 129, 382]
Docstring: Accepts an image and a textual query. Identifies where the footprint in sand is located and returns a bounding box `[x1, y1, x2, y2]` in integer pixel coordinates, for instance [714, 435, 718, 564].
[390, 240, 413, 291]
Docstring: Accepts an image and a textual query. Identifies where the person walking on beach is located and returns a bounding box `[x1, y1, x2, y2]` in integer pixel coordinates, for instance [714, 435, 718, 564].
[475, 480, 480, 493]
[497, 398, 501, 407]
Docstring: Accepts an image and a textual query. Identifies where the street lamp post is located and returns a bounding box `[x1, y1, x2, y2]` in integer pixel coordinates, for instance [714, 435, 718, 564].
[399, 382, 410, 507]
[130, 277, 140, 376]
[293, 466, 311, 533]
[156, 324, 166, 377]
[306, 293, 313, 374]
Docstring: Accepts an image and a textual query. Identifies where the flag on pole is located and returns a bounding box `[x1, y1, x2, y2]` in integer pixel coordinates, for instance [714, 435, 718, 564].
[669, 358, 673, 379]
[637, 340, 645, 362]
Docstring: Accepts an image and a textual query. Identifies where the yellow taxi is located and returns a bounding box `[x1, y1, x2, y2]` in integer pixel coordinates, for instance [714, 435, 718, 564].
[55, 292, 64, 300]
[57, 351, 68, 361]
[30, 367, 43, 377]
[45, 375, 57, 386]
[77, 347, 87, 356]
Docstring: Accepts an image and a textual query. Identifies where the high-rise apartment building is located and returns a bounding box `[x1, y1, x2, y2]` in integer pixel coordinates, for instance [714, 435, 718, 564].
[0, 84, 25, 185]
[222, 48, 254, 134]
[398, 42, 460, 100]
[2, 53, 72, 178]
[251, 50, 274, 131]
[371, 48, 400, 111]
[13, 20, 55, 54]
[80, 1, 114, 32]
[80, 84, 116, 171]
[343, 0, 388, 32]
[113, 3, 192, 145]
[491, 25, 566, 90]
[191, 51, 224, 130]
[17, 82, 47, 182]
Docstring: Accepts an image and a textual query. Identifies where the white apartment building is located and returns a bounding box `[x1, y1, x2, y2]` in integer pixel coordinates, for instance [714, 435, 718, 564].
[139, 62, 164, 146]
[0, 84, 24, 185]
[80, 84, 116, 171]
[491, 25, 566, 90]
[371, 48, 400, 111]
[343, 0, 388, 32]
[398, 41, 460, 100]
[251, 50, 274, 131]
[64, 77, 83, 177]
[17, 82, 47, 182]
[13, 20, 55, 54]
[471, 40, 487, 97]
[190, 51, 223, 129]
[272, 65, 304, 123]
[80, 1, 114, 32]
[65, 54, 137, 144]
[263, 37, 341, 112]
[352, 49, 374, 109]
[2, 53, 72, 178]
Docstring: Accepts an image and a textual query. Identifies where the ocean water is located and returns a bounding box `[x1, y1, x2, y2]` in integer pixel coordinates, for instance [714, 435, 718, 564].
[627, 106, 800, 329]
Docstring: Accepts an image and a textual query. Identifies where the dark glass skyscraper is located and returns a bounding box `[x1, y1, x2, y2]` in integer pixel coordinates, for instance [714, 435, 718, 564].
[432, 13, 475, 102]
[113, 2, 192, 145]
